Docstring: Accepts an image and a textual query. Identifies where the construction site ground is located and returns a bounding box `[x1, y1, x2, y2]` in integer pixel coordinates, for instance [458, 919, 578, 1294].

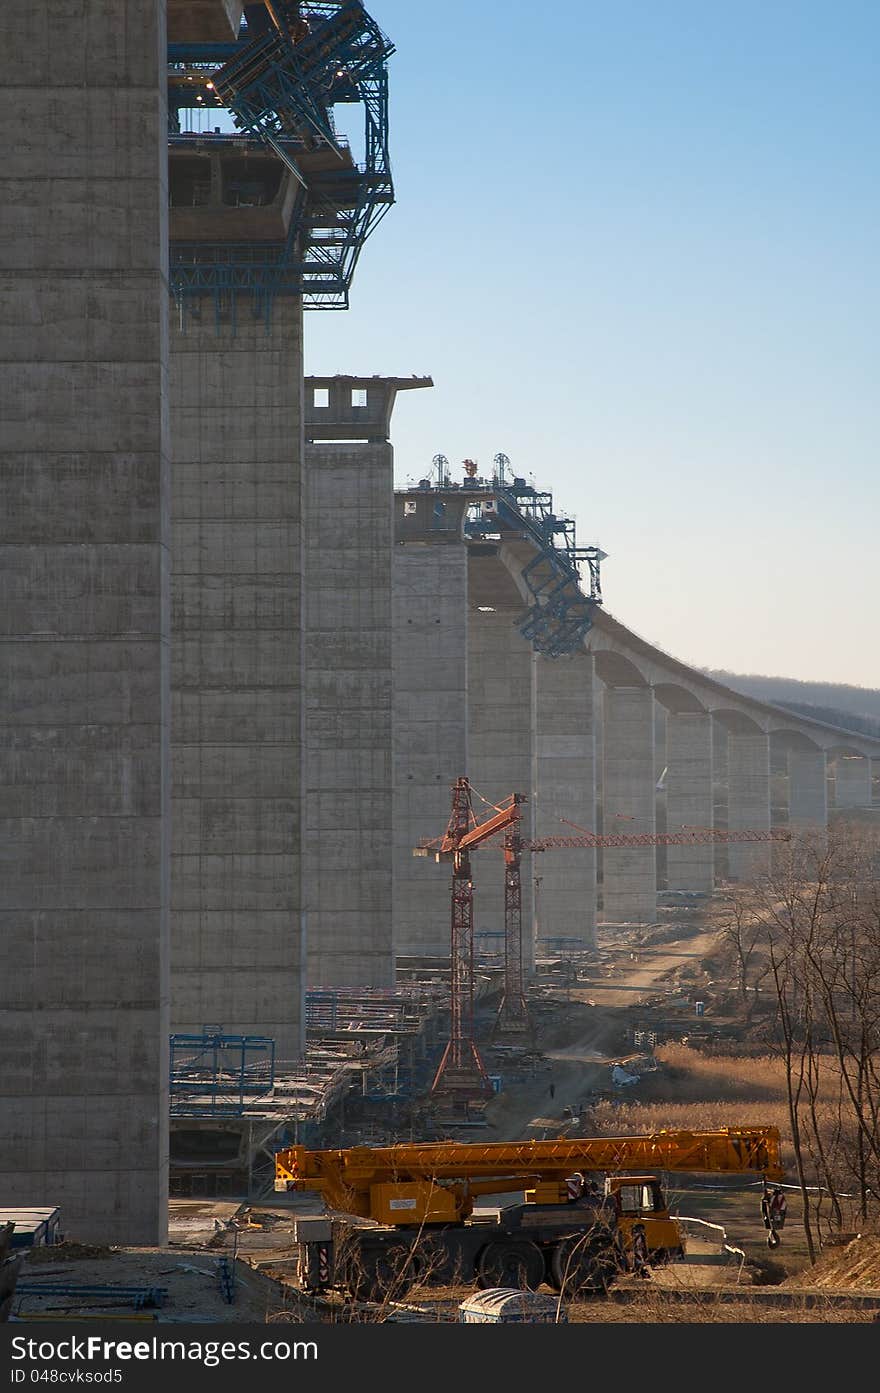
[200, 906, 880, 1323]
[12, 905, 880, 1324]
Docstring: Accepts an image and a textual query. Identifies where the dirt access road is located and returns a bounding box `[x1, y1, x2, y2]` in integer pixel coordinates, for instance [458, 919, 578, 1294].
[482, 921, 721, 1141]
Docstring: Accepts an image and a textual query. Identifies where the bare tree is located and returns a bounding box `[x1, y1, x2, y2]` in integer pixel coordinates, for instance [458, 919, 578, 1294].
[728, 826, 880, 1258]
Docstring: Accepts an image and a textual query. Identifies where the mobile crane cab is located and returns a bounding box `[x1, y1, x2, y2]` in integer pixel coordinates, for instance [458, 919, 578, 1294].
[524, 1173, 683, 1266]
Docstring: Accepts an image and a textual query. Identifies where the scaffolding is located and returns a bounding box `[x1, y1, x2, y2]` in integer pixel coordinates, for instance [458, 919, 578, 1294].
[169, 1031, 275, 1115]
[168, 1, 395, 315]
[305, 985, 439, 1039]
[426, 466, 604, 657]
[169, 992, 450, 1196]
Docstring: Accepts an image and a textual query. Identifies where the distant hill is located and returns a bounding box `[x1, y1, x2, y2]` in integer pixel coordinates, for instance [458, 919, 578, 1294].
[702, 671, 880, 739]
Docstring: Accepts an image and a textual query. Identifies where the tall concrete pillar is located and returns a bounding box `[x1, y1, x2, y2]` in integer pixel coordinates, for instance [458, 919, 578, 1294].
[534, 653, 597, 951]
[0, 1, 170, 1242]
[727, 732, 771, 880]
[666, 712, 714, 893]
[467, 598, 536, 973]
[788, 749, 828, 832]
[304, 377, 429, 987]
[169, 301, 303, 1058]
[392, 526, 469, 960]
[601, 687, 656, 923]
[834, 755, 871, 809]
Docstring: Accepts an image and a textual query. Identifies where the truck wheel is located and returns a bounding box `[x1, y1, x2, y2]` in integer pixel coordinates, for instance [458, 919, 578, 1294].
[416, 1237, 459, 1287]
[550, 1236, 614, 1296]
[347, 1244, 415, 1303]
[477, 1240, 545, 1291]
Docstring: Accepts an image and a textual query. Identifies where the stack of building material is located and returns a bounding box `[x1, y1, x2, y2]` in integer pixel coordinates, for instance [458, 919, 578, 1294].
[0, 1207, 62, 1250]
[0, 1223, 24, 1322]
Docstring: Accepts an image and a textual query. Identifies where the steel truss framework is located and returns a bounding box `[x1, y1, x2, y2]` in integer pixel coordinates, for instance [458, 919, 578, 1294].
[429, 779, 495, 1102]
[169, 1031, 276, 1115]
[168, 1, 394, 317]
[464, 468, 604, 657]
[493, 826, 533, 1040]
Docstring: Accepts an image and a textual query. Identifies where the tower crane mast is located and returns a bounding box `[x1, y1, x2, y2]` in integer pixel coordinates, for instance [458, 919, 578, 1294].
[413, 779, 523, 1102]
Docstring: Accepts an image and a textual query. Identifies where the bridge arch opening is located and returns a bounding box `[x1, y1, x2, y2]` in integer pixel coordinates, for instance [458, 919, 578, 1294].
[593, 652, 650, 689]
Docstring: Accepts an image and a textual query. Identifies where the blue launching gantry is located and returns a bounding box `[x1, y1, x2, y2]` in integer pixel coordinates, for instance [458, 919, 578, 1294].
[167, 1, 394, 320]
[460, 460, 605, 657]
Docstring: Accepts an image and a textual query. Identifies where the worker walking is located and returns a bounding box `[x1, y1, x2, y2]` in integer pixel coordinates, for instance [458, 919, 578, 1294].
[761, 1184, 787, 1248]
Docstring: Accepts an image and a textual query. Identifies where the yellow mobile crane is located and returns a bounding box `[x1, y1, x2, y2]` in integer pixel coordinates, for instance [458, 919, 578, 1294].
[275, 1127, 785, 1300]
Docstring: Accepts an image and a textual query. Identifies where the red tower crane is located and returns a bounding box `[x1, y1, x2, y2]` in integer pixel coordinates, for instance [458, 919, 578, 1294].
[413, 779, 524, 1102]
[493, 821, 532, 1041]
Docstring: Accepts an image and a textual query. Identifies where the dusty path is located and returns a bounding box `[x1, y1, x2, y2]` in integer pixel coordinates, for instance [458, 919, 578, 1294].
[573, 928, 721, 1009]
[483, 920, 722, 1141]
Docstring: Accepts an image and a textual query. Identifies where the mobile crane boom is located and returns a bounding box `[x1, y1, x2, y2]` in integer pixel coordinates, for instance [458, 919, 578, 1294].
[276, 1125, 784, 1220]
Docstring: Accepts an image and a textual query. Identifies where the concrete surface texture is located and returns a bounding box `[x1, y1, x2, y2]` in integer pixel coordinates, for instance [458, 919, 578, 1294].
[167, 0, 243, 43]
[0, 0, 171, 1243]
[834, 754, 871, 809]
[534, 652, 597, 951]
[787, 748, 828, 831]
[601, 686, 658, 923]
[466, 594, 536, 970]
[305, 376, 431, 986]
[304, 432, 393, 987]
[665, 711, 714, 893]
[169, 300, 304, 1058]
[726, 731, 772, 880]
[392, 541, 469, 959]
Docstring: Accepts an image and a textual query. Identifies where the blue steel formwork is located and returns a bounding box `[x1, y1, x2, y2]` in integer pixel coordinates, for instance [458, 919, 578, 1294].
[463, 472, 604, 657]
[169, 1031, 276, 1115]
[167, 1, 395, 318]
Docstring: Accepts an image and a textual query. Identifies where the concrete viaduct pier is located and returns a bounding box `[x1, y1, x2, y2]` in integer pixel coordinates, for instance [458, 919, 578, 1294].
[304, 374, 431, 988]
[0, 0, 172, 1244]
[169, 293, 305, 1059]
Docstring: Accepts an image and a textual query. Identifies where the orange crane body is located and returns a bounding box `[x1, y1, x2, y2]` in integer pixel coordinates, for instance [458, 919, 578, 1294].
[275, 1127, 785, 1301]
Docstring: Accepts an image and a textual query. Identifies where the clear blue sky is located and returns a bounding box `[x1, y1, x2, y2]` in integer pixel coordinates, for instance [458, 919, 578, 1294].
[304, 1, 879, 688]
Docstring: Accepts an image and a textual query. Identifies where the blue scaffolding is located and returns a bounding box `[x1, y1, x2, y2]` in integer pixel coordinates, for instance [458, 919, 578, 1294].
[463, 468, 604, 656]
[168, 1, 395, 317]
[169, 1030, 276, 1115]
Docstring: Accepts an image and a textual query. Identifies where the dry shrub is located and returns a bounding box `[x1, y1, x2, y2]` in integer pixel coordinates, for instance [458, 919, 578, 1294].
[589, 1096, 793, 1140]
[567, 1286, 873, 1322]
[654, 1042, 784, 1092]
[583, 1044, 796, 1164]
